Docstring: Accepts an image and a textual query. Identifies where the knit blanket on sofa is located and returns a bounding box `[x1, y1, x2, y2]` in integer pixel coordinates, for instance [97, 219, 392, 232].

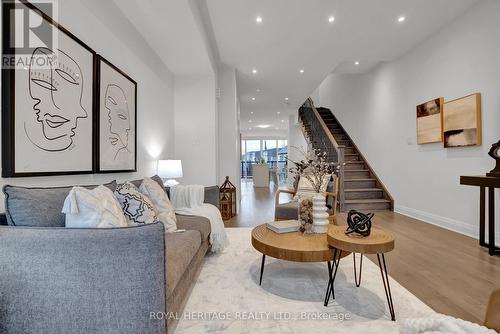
[401, 314, 497, 334]
[170, 185, 228, 253]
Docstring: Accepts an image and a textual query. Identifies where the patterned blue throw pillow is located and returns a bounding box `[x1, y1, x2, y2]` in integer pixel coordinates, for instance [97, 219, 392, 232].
[114, 182, 159, 226]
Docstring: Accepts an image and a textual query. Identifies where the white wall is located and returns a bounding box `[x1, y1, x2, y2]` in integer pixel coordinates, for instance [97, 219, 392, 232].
[315, 0, 500, 241]
[174, 75, 218, 185]
[0, 0, 175, 211]
[217, 64, 240, 207]
[287, 114, 308, 188]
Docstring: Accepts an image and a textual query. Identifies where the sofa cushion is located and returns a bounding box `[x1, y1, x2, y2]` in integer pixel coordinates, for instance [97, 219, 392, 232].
[275, 201, 299, 220]
[3, 181, 117, 227]
[176, 214, 211, 242]
[165, 230, 201, 297]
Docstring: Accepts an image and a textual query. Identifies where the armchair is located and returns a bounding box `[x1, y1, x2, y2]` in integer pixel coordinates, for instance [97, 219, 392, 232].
[274, 177, 339, 222]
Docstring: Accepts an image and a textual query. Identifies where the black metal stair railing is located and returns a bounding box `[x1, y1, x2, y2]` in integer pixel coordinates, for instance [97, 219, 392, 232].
[299, 106, 337, 163]
[298, 98, 346, 211]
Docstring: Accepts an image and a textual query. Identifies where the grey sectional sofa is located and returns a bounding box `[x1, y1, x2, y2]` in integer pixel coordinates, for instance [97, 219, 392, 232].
[0, 177, 219, 334]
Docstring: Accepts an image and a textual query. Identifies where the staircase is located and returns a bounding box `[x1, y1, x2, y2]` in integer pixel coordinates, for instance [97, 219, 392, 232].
[299, 100, 393, 212]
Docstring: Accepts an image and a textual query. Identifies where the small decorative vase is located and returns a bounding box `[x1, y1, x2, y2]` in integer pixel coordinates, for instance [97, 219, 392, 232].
[298, 195, 313, 234]
[312, 193, 329, 234]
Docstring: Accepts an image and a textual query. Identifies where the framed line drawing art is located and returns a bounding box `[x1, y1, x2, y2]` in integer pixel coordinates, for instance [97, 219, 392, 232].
[443, 93, 482, 148]
[96, 55, 137, 173]
[416, 97, 443, 144]
[2, 0, 95, 177]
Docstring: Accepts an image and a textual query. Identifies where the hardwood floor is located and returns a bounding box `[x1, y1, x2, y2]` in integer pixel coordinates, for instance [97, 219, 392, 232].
[225, 179, 500, 325]
[225, 179, 292, 227]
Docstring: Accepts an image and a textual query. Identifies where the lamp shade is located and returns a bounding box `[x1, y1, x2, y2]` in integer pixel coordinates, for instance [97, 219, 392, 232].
[157, 160, 183, 179]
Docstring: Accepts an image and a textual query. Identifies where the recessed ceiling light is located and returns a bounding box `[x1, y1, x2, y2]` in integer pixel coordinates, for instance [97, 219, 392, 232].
[398, 16, 406, 23]
[277, 111, 281, 114]
[256, 89, 261, 92]
[249, 120, 252, 123]
[281, 119, 285, 123]
[299, 69, 304, 73]
[284, 97, 289, 101]
[354, 61, 360, 66]
[251, 97, 256, 101]
[250, 111, 254, 114]
[256, 124, 271, 129]
[256, 16, 262, 23]
[252, 69, 257, 74]
[328, 16, 335, 23]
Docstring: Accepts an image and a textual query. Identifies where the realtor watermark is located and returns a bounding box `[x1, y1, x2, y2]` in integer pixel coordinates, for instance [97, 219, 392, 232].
[2, 0, 59, 70]
[150, 311, 352, 322]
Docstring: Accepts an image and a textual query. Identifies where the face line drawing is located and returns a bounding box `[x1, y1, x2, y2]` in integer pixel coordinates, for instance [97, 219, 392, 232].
[26, 47, 88, 152]
[105, 83, 131, 161]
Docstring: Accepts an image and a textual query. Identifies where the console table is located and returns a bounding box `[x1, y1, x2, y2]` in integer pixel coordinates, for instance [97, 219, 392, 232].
[460, 175, 500, 256]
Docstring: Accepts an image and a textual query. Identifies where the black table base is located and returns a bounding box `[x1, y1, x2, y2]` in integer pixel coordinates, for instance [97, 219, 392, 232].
[460, 176, 500, 256]
[480, 187, 500, 256]
[324, 249, 396, 321]
[258, 254, 333, 293]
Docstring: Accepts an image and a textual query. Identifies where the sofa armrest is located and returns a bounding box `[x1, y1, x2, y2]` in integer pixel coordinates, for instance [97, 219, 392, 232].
[0, 223, 166, 334]
[0, 213, 7, 225]
[165, 186, 220, 208]
[204, 185, 220, 207]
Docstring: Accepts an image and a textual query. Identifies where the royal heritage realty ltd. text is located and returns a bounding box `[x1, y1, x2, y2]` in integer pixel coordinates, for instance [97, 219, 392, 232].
[150, 311, 352, 321]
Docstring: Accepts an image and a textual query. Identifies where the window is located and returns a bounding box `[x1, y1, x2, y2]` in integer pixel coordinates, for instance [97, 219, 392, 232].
[240, 139, 288, 181]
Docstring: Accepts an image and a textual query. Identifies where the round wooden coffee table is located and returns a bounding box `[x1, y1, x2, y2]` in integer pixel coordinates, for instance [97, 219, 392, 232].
[251, 224, 349, 305]
[325, 224, 396, 320]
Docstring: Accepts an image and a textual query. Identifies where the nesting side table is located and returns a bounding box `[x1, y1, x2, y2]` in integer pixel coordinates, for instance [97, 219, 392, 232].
[325, 225, 396, 321]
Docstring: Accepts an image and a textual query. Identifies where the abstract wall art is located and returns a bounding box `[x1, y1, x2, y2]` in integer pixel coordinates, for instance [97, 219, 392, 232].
[443, 93, 482, 148]
[2, 0, 95, 177]
[416, 97, 443, 144]
[96, 56, 137, 173]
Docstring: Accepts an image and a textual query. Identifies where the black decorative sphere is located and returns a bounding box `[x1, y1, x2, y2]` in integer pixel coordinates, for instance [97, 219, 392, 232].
[345, 210, 374, 237]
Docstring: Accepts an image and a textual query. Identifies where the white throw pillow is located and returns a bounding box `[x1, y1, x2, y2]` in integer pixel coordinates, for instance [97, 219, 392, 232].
[114, 182, 159, 226]
[294, 174, 331, 200]
[139, 177, 177, 232]
[63, 185, 128, 228]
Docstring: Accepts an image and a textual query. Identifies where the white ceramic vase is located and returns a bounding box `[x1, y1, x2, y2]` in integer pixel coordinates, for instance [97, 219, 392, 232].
[312, 193, 329, 234]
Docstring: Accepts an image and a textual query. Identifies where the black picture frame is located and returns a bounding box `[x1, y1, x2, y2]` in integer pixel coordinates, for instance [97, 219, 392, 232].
[1, 0, 96, 177]
[95, 55, 137, 173]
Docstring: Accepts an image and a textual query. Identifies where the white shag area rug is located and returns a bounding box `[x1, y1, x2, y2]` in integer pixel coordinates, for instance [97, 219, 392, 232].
[175, 228, 435, 333]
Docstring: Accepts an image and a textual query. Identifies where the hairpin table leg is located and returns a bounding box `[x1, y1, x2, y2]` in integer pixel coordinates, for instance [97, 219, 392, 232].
[259, 254, 266, 286]
[324, 248, 342, 306]
[377, 253, 395, 321]
[353, 253, 363, 287]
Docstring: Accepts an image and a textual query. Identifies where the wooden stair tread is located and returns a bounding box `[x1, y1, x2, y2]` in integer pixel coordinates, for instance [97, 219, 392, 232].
[345, 188, 383, 192]
[300, 104, 394, 212]
[345, 199, 391, 203]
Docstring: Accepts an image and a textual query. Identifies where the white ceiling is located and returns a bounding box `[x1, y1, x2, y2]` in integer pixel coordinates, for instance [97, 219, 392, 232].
[206, 0, 479, 135]
[114, 0, 213, 75]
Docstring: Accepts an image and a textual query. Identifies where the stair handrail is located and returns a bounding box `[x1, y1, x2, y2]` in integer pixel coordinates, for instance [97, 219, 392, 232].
[306, 98, 342, 149]
[301, 97, 346, 212]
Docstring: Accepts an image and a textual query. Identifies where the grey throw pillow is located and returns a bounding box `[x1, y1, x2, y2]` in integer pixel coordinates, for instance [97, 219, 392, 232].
[129, 175, 164, 190]
[3, 181, 117, 227]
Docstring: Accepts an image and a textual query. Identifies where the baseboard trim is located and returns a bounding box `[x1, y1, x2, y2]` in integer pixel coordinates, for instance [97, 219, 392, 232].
[395, 205, 479, 239]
